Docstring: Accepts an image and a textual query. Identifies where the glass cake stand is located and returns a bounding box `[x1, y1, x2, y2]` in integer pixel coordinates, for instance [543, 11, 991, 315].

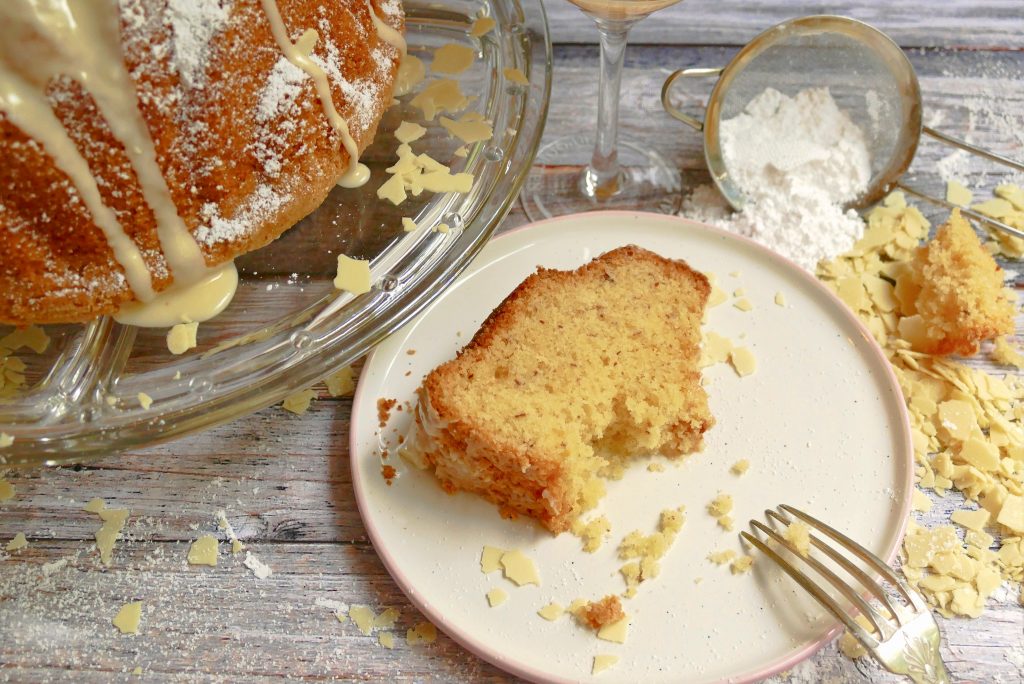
[0, 0, 552, 466]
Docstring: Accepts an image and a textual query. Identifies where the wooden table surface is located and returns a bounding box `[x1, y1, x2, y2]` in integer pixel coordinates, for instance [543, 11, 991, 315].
[3, 2, 1024, 682]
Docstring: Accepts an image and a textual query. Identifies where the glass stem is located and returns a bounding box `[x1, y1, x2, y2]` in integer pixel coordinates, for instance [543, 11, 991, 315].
[585, 17, 637, 200]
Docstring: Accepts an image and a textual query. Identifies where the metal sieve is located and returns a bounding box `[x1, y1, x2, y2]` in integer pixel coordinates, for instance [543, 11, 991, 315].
[661, 15, 1024, 239]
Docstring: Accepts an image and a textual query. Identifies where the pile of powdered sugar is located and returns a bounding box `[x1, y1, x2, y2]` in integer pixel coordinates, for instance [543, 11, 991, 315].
[681, 87, 873, 271]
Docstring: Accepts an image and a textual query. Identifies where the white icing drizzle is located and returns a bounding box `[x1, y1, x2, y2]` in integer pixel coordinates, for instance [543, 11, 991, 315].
[337, 163, 370, 188]
[259, 0, 361, 177]
[0, 0, 208, 287]
[114, 261, 238, 328]
[0, 62, 156, 301]
[365, 0, 407, 56]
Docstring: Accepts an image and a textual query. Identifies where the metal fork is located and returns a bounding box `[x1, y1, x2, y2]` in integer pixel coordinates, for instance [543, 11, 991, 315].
[741, 505, 950, 684]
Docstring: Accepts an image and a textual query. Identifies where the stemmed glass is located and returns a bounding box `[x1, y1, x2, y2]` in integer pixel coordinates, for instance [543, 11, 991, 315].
[521, 0, 684, 219]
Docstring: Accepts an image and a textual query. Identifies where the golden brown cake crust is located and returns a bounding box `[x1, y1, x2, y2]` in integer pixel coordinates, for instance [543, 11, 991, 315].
[415, 245, 714, 534]
[0, 0, 402, 324]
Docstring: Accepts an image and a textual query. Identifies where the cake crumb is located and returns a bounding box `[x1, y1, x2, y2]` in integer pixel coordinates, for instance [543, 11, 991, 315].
[406, 621, 437, 645]
[731, 555, 755, 574]
[112, 602, 142, 635]
[187, 535, 218, 566]
[381, 464, 396, 485]
[991, 337, 1024, 369]
[730, 459, 750, 476]
[707, 493, 733, 518]
[574, 595, 624, 630]
[783, 520, 812, 557]
[500, 549, 540, 586]
[647, 462, 665, 472]
[571, 515, 611, 553]
[592, 654, 619, 675]
[838, 614, 874, 659]
[486, 587, 508, 607]
[377, 398, 397, 428]
[618, 507, 686, 590]
[708, 549, 736, 565]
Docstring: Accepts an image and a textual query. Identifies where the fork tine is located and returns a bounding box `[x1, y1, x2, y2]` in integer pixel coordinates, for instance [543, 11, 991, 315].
[749, 518, 891, 638]
[767, 509, 909, 627]
[740, 530, 881, 650]
[780, 505, 926, 611]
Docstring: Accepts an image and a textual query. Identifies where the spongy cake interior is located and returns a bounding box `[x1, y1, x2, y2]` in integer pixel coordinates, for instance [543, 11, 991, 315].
[420, 245, 714, 533]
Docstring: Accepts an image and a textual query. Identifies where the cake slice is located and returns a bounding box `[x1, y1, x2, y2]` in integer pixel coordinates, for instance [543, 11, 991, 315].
[407, 245, 714, 534]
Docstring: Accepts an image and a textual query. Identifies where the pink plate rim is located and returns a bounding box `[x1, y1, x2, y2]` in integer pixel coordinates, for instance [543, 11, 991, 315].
[350, 209, 915, 684]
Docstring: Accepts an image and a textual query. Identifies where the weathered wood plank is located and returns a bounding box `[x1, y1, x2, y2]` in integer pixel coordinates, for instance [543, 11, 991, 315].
[544, 1, 1024, 49]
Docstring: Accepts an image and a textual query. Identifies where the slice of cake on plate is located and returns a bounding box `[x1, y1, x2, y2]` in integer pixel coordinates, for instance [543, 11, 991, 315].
[406, 245, 714, 533]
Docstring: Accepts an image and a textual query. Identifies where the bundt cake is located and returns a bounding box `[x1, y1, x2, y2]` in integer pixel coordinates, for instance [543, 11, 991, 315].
[0, 0, 404, 325]
[406, 246, 715, 534]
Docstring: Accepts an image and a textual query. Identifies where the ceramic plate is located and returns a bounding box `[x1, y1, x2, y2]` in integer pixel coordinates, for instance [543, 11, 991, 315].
[351, 211, 913, 683]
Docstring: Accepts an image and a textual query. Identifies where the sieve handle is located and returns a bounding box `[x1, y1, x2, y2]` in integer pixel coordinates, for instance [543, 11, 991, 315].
[895, 182, 1024, 241]
[923, 126, 1024, 175]
[661, 67, 724, 131]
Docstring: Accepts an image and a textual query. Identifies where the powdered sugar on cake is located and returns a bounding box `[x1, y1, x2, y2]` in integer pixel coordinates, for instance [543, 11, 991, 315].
[166, 0, 233, 90]
[682, 87, 872, 272]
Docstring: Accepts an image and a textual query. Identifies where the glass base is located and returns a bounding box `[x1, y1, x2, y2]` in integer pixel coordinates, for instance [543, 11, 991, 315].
[520, 134, 682, 220]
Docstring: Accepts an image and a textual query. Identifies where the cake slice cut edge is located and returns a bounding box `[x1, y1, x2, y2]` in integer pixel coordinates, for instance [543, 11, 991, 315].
[405, 245, 715, 534]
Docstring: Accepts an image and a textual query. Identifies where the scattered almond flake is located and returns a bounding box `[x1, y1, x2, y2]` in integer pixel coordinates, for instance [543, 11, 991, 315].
[112, 601, 143, 635]
[377, 631, 395, 649]
[1, 325, 50, 354]
[951, 508, 991, 532]
[410, 79, 470, 120]
[731, 555, 755, 574]
[6, 532, 28, 552]
[394, 54, 426, 96]
[838, 614, 874, 659]
[349, 605, 376, 635]
[187, 534, 218, 567]
[242, 552, 272, 579]
[911, 489, 933, 513]
[453, 145, 468, 158]
[783, 520, 812, 557]
[401, 217, 418, 232]
[86, 500, 129, 566]
[324, 366, 356, 397]
[500, 549, 540, 586]
[570, 515, 611, 553]
[537, 602, 564, 621]
[374, 607, 400, 630]
[503, 67, 529, 85]
[992, 337, 1024, 369]
[166, 321, 198, 355]
[699, 330, 733, 368]
[774, 292, 786, 306]
[946, 180, 973, 207]
[431, 43, 475, 75]
[380, 143, 475, 205]
[435, 223, 450, 234]
[406, 621, 437, 645]
[728, 347, 756, 377]
[137, 392, 153, 410]
[469, 16, 496, 37]
[707, 493, 733, 518]
[334, 255, 372, 294]
[394, 120, 427, 144]
[281, 389, 317, 415]
[732, 288, 745, 297]
[733, 298, 753, 312]
[377, 173, 407, 205]
[596, 616, 628, 644]
[480, 545, 504, 573]
[708, 549, 736, 565]
[592, 654, 619, 675]
[486, 587, 508, 607]
[440, 112, 493, 144]
[0, 478, 14, 501]
[730, 459, 750, 476]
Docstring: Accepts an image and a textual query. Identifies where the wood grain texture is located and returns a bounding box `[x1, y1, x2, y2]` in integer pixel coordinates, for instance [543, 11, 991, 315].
[545, 0, 1024, 48]
[2, 3, 1024, 682]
